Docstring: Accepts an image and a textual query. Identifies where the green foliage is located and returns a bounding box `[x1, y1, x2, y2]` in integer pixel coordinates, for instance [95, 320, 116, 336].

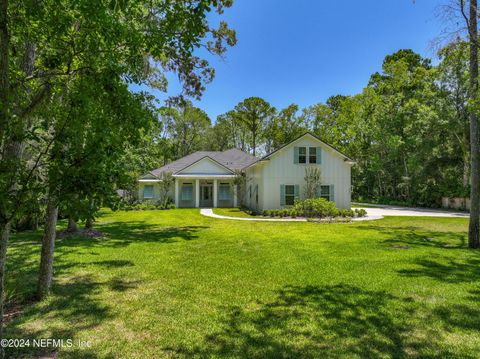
[233, 97, 276, 156]
[233, 170, 246, 207]
[354, 208, 367, 217]
[121, 201, 175, 211]
[160, 102, 212, 160]
[292, 198, 339, 218]
[303, 167, 321, 199]
[262, 198, 364, 219]
[158, 172, 175, 208]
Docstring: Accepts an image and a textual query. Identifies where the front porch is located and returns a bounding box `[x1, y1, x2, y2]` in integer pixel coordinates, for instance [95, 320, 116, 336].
[174, 175, 238, 208]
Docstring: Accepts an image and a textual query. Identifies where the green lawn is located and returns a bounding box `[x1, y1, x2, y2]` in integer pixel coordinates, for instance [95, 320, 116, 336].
[212, 207, 259, 218]
[4, 209, 479, 358]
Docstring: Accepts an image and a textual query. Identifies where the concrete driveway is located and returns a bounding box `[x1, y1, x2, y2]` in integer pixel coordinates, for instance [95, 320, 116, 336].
[355, 203, 469, 220]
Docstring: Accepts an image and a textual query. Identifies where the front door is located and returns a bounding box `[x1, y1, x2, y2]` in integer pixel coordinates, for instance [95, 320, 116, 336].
[200, 185, 213, 207]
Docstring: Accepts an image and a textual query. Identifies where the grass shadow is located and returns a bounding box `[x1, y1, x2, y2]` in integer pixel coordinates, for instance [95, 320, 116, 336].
[4, 273, 122, 358]
[356, 225, 468, 250]
[57, 223, 210, 251]
[397, 256, 480, 284]
[168, 284, 467, 358]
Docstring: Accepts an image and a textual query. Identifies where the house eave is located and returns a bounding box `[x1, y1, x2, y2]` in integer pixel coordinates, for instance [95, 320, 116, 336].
[173, 174, 236, 179]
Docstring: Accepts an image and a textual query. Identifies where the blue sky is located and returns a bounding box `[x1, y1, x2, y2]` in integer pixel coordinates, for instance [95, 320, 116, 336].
[148, 0, 446, 121]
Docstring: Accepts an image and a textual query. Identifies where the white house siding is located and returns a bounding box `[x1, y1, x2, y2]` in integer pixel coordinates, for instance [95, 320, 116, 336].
[247, 134, 352, 211]
[245, 165, 264, 212]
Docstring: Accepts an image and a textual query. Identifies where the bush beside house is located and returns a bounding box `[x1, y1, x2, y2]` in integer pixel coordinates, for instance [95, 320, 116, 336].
[263, 198, 367, 219]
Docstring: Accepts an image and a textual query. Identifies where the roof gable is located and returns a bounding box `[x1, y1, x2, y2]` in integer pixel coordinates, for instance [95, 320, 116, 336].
[242, 132, 354, 170]
[262, 132, 353, 162]
[146, 149, 257, 178]
[175, 156, 234, 175]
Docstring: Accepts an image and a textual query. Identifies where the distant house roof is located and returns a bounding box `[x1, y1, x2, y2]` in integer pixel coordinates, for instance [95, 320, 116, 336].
[146, 148, 258, 178]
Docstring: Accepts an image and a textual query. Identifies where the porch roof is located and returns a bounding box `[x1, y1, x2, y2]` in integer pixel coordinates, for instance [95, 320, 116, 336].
[173, 174, 236, 179]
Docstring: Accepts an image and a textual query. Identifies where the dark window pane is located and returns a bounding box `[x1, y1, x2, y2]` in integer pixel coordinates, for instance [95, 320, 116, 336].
[321, 185, 330, 200]
[285, 195, 294, 205]
[285, 185, 295, 195]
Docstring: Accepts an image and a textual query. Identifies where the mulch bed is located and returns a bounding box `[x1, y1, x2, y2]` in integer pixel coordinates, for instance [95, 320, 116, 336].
[57, 228, 105, 239]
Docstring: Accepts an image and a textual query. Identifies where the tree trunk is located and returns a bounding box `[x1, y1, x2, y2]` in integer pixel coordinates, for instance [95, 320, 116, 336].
[468, 0, 480, 249]
[36, 197, 58, 300]
[67, 216, 77, 232]
[0, 0, 8, 142]
[85, 198, 95, 229]
[463, 128, 471, 188]
[85, 216, 93, 229]
[0, 222, 9, 356]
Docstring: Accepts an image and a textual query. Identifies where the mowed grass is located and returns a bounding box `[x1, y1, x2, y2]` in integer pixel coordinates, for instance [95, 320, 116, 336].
[212, 207, 259, 218]
[4, 209, 480, 358]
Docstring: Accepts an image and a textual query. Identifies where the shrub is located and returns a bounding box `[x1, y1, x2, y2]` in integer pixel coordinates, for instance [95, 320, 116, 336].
[338, 209, 354, 218]
[122, 200, 175, 211]
[354, 208, 367, 217]
[262, 199, 363, 220]
[293, 198, 338, 218]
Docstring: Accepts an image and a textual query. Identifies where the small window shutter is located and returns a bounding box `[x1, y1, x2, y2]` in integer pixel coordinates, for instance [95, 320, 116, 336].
[316, 147, 322, 164]
[330, 185, 335, 202]
[315, 185, 320, 198]
[294, 185, 300, 200]
[294, 147, 299, 164]
[280, 185, 285, 206]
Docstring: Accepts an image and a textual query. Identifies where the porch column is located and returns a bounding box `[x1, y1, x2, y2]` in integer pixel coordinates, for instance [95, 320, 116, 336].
[233, 183, 238, 207]
[174, 179, 179, 207]
[213, 179, 218, 208]
[195, 179, 200, 208]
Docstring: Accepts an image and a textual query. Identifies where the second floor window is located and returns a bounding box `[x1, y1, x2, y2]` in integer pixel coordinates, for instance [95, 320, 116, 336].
[309, 147, 317, 163]
[299, 147, 307, 163]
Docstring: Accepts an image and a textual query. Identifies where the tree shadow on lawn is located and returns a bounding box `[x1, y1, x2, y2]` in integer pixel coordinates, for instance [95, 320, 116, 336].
[168, 284, 469, 359]
[58, 223, 210, 250]
[4, 272, 133, 359]
[432, 288, 480, 333]
[356, 225, 467, 250]
[5, 222, 206, 308]
[397, 255, 480, 284]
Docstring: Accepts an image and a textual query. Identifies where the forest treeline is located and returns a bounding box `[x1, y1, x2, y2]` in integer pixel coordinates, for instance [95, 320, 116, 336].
[145, 46, 470, 208]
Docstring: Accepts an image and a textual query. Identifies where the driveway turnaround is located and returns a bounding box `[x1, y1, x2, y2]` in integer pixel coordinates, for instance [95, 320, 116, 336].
[354, 204, 469, 218]
[200, 206, 469, 222]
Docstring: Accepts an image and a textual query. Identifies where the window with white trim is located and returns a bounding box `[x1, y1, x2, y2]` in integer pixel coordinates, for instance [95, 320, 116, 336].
[320, 185, 330, 200]
[298, 147, 307, 164]
[181, 183, 193, 201]
[143, 185, 154, 199]
[309, 147, 317, 164]
[218, 183, 231, 201]
[285, 185, 295, 205]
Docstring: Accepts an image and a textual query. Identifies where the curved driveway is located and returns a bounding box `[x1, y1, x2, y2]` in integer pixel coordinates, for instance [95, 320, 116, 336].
[354, 204, 469, 219]
[201, 205, 469, 222]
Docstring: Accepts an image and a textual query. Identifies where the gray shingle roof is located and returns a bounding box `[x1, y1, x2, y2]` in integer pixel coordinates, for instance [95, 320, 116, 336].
[148, 148, 258, 177]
